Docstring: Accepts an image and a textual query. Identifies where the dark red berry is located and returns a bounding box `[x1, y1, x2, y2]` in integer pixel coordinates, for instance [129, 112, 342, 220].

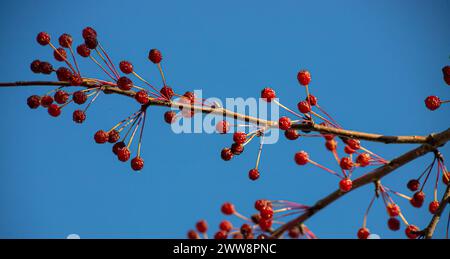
[94, 130, 109, 144]
[347, 139, 361, 150]
[388, 218, 400, 231]
[112, 142, 126, 155]
[288, 226, 301, 239]
[164, 111, 177, 124]
[428, 201, 439, 214]
[70, 74, 83, 86]
[294, 151, 309, 165]
[30, 60, 41, 73]
[134, 90, 149, 104]
[356, 153, 370, 167]
[424, 96, 441, 111]
[187, 230, 199, 239]
[386, 203, 400, 217]
[131, 157, 144, 171]
[119, 61, 133, 74]
[231, 143, 244, 155]
[357, 227, 370, 239]
[117, 147, 131, 162]
[47, 104, 61, 117]
[148, 49, 162, 64]
[240, 224, 253, 237]
[216, 120, 230, 134]
[117, 76, 133, 91]
[108, 130, 120, 143]
[40, 95, 54, 107]
[325, 139, 337, 151]
[285, 129, 300, 140]
[259, 219, 272, 231]
[221, 202, 235, 215]
[260, 206, 273, 220]
[58, 33, 73, 48]
[306, 95, 317, 106]
[54, 90, 69, 104]
[340, 157, 353, 170]
[278, 117, 291, 130]
[221, 148, 233, 161]
[261, 87, 276, 102]
[53, 47, 67, 62]
[233, 132, 247, 144]
[27, 95, 41, 109]
[405, 225, 420, 239]
[160, 86, 174, 100]
[344, 145, 355, 154]
[214, 231, 227, 239]
[297, 101, 311, 113]
[72, 91, 88, 104]
[36, 32, 50, 46]
[297, 70, 311, 86]
[39, 61, 53, 74]
[72, 110, 86, 123]
[323, 133, 334, 140]
[339, 178, 352, 192]
[84, 36, 98, 49]
[56, 67, 73, 81]
[410, 191, 425, 208]
[219, 220, 233, 232]
[82, 27, 97, 40]
[76, 44, 91, 57]
[407, 179, 420, 192]
[442, 66, 450, 85]
[254, 199, 270, 211]
[182, 91, 195, 104]
[249, 169, 260, 181]
[196, 220, 208, 233]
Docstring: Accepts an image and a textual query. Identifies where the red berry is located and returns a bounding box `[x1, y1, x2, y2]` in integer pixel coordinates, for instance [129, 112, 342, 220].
[112, 142, 126, 155]
[407, 179, 420, 191]
[72, 91, 88, 105]
[148, 49, 162, 64]
[442, 66, 450, 85]
[357, 227, 370, 239]
[131, 157, 144, 171]
[58, 33, 72, 48]
[258, 219, 272, 231]
[56, 67, 73, 81]
[387, 218, 400, 231]
[386, 203, 400, 217]
[164, 111, 177, 124]
[135, 90, 149, 104]
[261, 87, 276, 102]
[443, 172, 450, 185]
[428, 201, 439, 214]
[294, 151, 309, 165]
[214, 230, 228, 239]
[54, 90, 69, 104]
[108, 130, 120, 143]
[182, 91, 195, 104]
[240, 223, 253, 237]
[231, 143, 244, 155]
[119, 61, 133, 74]
[187, 230, 199, 239]
[255, 200, 270, 211]
[248, 169, 260, 181]
[53, 47, 67, 62]
[47, 104, 61, 117]
[40, 95, 54, 107]
[76, 44, 91, 57]
[30, 60, 41, 73]
[285, 129, 300, 140]
[323, 133, 335, 141]
[219, 220, 233, 232]
[72, 110, 86, 123]
[39, 61, 53, 74]
[84, 36, 98, 49]
[356, 153, 371, 167]
[288, 227, 301, 239]
[306, 95, 317, 106]
[36, 32, 50, 46]
[82, 27, 97, 39]
[297, 101, 311, 113]
[344, 145, 355, 154]
[70, 75, 83, 86]
[405, 225, 420, 239]
[117, 76, 133, 91]
[27, 95, 41, 109]
[424, 96, 441, 111]
[410, 191, 425, 208]
[325, 139, 337, 151]
[94, 130, 109, 144]
[117, 147, 131, 162]
[233, 132, 247, 144]
[340, 157, 353, 170]
[160, 86, 174, 100]
[297, 70, 311, 86]
[346, 139, 361, 150]
[216, 120, 230, 134]
[221, 202, 235, 215]
[196, 220, 208, 233]
[260, 206, 273, 220]
[221, 148, 233, 161]
[339, 178, 353, 192]
[278, 117, 291, 130]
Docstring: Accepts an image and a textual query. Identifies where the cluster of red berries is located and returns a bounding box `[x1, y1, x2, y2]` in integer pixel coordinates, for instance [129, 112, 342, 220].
[424, 65, 449, 111]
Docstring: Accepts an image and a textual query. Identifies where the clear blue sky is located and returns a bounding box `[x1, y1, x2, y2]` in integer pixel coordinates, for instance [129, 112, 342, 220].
[0, 0, 449, 239]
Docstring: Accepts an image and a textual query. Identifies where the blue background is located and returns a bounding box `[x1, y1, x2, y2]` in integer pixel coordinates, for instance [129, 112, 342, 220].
[0, 0, 449, 238]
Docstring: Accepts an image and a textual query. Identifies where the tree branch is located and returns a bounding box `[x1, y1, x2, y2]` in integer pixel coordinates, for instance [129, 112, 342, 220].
[420, 183, 450, 239]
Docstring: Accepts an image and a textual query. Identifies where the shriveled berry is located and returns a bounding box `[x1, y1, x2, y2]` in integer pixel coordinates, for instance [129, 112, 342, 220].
[117, 147, 131, 162]
[233, 132, 247, 144]
[27, 95, 41, 109]
[388, 218, 400, 231]
[340, 157, 353, 170]
[216, 120, 230, 134]
[196, 220, 208, 233]
[47, 104, 61, 117]
[160, 86, 174, 99]
[131, 157, 144, 171]
[117, 76, 133, 91]
[39, 61, 53, 74]
[187, 230, 199, 239]
[407, 179, 420, 191]
[285, 129, 300, 140]
[94, 130, 109, 144]
[231, 143, 244, 155]
[386, 203, 400, 217]
[297, 70, 311, 86]
[82, 27, 97, 39]
[261, 87, 276, 102]
[219, 220, 233, 232]
[294, 151, 309, 165]
[135, 90, 149, 104]
[240, 224, 253, 237]
[70, 74, 83, 86]
[339, 178, 353, 192]
[288, 226, 301, 239]
[424, 96, 441, 111]
[148, 49, 162, 63]
[357, 227, 370, 239]
[306, 95, 317, 106]
[410, 191, 425, 208]
[278, 117, 291, 130]
[108, 130, 120, 143]
[325, 139, 337, 151]
[53, 47, 67, 62]
[30, 60, 41, 73]
[214, 230, 227, 239]
[84, 36, 98, 49]
[249, 169, 260, 181]
[72, 91, 88, 104]
[40, 95, 54, 107]
[36, 32, 50, 46]
[297, 100, 311, 113]
[58, 33, 72, 48]
[405, 225, 420, 239]
[164, 111, 177, 124]
[54, 90, 69, 104]
[221, 148, 233, 161]
[443, 66, 450, 85]
[72, 110, 86, 123]
[356, 153, 371, 167]
[76, 44, 91, 57]
[221, 202, 235, 215]
[56, 67, 73, 81]
[112, 142, 126, 155]
[119, 61, 133, 74]
[428, 201, 439, 214]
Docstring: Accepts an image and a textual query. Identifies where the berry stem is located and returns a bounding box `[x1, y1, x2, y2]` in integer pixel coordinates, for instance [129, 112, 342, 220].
[48, 42, 77, 74]
[362, 194, 376, 228]
[98, 43, 120, 79]
[68, 46, 81, 76]
[127, 115, 143, 149]
[308, 159, 342, 178]
[89, 56, 117, 81]
[157, 63, 167, 86]
[272, 99, 303, 118]
[95, 48, 119, 79]
[131, 71, 161, 97]
[137, 110, 147, 157]
[254, 133, 265, 170]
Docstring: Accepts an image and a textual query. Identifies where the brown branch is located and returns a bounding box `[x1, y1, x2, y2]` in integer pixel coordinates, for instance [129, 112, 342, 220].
[271, 127, 450, 238]
[0, 80, 437, 145]
[420, 183, 450, 239]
